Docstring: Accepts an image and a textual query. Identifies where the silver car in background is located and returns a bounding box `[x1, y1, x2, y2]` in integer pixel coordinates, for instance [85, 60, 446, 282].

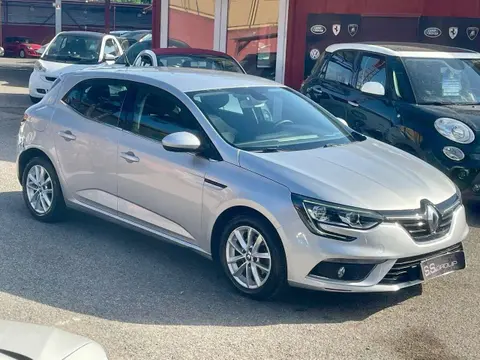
[17, 67, 468, 299]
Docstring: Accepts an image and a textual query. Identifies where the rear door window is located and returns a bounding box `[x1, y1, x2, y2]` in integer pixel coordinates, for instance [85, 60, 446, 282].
[62, 78, 129, 127]
[322, 50, 357, 86]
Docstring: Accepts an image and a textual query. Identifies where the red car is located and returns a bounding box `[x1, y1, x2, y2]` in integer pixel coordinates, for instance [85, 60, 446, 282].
[4, 37, 41, 58]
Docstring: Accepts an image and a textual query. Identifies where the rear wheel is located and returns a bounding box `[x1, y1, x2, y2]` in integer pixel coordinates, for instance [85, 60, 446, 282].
[22, 157, 66, 222]
[218, 215, 287, 300]
[19, 50, 25, 58]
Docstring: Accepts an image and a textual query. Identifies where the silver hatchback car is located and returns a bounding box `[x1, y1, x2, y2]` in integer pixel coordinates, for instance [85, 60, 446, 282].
[17, 67, 469, 299]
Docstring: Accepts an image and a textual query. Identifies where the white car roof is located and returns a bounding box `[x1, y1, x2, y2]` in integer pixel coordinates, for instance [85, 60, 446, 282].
[78, 66, 281, 93]
[325, 42, 480, 59]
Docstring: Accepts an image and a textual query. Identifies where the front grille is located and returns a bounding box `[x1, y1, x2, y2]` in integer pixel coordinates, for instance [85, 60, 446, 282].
[380, 242, 463, 285]
[45, 76, 57, 82]
[382, 194, 461, 242]
[399, 211, 453, 242]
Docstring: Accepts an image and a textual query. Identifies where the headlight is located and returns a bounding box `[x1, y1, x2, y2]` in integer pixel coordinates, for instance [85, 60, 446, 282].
[292, 194, 383, 241]
[27, 46, 32, 50]
[434, 118, 475, 144]
[34, 61, 46, 72]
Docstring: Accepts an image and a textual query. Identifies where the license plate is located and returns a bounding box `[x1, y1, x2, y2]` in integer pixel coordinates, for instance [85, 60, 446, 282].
[421, 251, 466, 280]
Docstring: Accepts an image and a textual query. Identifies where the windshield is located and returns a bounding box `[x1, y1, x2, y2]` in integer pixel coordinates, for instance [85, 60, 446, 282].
[42, 34, 102, 64]
[403, 58, 480, 105]
[157, 54, 244, 73]
[188, 86, 361, 151]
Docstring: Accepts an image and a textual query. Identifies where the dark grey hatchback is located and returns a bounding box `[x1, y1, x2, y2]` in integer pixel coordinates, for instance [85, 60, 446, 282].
[301, 43, 480, 198]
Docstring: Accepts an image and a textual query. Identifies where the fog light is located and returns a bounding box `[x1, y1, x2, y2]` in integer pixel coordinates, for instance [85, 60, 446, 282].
[457, 169, 469, 180]
[337, 266, 345, 279]
[473, 184, 480, 193]
[443, 146, 465, 161]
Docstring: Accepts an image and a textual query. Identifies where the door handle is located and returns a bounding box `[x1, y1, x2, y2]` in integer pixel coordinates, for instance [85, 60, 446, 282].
[348, 101, 359, 107]
[120, 151, 140, 163]
[58, 130, 76, 141]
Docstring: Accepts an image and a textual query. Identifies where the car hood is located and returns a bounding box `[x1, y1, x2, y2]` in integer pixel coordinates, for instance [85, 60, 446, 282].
[39, 59, 100, 76]
[0, 320, 107, 359]
[420, 104, 480, 131]
[239, 138, 456, 210]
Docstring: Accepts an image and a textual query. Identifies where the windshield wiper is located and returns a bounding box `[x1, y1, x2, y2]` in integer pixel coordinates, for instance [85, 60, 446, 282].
[251, 147, 284, 153]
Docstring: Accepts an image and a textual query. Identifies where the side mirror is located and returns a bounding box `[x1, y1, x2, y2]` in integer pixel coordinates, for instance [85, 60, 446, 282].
[360, 81, 385, 96]
[336, 117, 349, 127]
[162, 132, 201, 153]
[103, 53, 117, 62]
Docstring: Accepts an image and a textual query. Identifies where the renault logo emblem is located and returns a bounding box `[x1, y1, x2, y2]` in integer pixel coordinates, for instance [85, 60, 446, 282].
[425, 204, 440, 233]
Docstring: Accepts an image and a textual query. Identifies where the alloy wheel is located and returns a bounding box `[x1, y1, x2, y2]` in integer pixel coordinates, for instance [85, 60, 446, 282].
[225, 226, 272, 289]
[26, 165, 53, 215]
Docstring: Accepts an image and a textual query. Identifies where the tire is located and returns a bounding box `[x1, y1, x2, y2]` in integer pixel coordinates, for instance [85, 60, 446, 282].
[22, 157, 66, 222]
[30, 96, 41, 104]
[19, 50, 25, 58]
[218, 214, 288, 300]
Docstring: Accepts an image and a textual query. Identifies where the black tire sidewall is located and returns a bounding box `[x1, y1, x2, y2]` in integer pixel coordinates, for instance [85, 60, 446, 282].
[218, 215, 287, 300]
[22, 157, 65, 222]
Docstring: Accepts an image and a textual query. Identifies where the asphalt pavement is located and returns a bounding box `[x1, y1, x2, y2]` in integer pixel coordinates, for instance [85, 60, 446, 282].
[0, 58, 479, 360]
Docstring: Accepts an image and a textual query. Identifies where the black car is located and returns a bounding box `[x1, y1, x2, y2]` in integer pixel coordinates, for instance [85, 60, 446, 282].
[301, 42, 480, 197]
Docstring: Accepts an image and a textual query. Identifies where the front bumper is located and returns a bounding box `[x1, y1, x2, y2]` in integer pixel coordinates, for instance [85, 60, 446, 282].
[279, 203, 469, 293]
[28, 71, 54, 99]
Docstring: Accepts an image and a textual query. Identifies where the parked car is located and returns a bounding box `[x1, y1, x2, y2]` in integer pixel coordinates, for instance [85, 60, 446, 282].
[4, 36, 41, 58]
[301, 43, 480, 198]
[28, 31, 123, 103]
[110, 30, 130, 37]
[0, 319, 108, 359]
[121, 29, 151, 46]
[114, 37, 190, 66]
[17, 67, 468, 299]
[239, 52, 277, 81]
[132, 48, 246, 74]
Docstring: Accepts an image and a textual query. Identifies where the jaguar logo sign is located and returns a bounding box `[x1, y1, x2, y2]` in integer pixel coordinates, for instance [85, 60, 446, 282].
[310, 25, 326, 35]
[424, 27, 442, 38]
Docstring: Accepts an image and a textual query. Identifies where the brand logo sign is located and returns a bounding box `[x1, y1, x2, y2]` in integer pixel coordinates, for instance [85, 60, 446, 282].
[332, 24, 341, 36]
[424, 27, 442, 38]
[467, 27, 479, 40]
[310, 25, 326, 35]
[348, 24, 359, 37]
[425, 203, 440, 233]
[310, 48, 320, 60]
[449, 27, 458, 39]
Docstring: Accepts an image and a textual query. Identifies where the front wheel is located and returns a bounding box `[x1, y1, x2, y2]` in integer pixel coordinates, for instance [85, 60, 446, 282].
[218, 215, 287, 300]
[22, 157, 66, 222]
[19, 50, 25, 58]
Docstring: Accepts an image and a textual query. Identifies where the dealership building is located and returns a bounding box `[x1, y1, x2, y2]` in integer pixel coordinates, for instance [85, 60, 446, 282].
[2, 0, 480, 88]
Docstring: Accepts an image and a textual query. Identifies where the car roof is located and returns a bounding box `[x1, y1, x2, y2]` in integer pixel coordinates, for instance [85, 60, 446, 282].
[79, 66, 280, 93]
[58, 31, 106, 38]
[151, 48, 234, 57]
[325, 42, 480, 59]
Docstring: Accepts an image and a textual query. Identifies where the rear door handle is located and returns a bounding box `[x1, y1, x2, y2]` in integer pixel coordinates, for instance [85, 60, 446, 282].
[58, 130, 76, 141]
[348, 101, 359, 107]
[120, 151, 140, 163]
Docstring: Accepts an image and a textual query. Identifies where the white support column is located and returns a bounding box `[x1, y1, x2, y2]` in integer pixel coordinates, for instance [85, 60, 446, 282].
[160, 0, 169, 48]
[214, 0, 228, 52]
[275, 0, 289, 83]
[55, 0, 62, 35]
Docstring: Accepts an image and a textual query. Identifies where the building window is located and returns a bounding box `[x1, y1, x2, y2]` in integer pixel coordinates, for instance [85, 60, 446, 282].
[168, 0, 216, 49]
[226, 0, 279, 81]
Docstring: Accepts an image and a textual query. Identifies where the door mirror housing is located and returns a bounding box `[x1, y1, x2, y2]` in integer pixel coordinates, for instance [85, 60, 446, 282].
[336, 117, 349, 127]
[162, 132, 201, 153]
[103, 53, 117, 62]
[360, 81, 385, 96]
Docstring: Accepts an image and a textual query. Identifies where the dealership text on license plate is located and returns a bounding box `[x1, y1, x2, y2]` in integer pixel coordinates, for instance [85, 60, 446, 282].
[421, 251, 466, 280]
